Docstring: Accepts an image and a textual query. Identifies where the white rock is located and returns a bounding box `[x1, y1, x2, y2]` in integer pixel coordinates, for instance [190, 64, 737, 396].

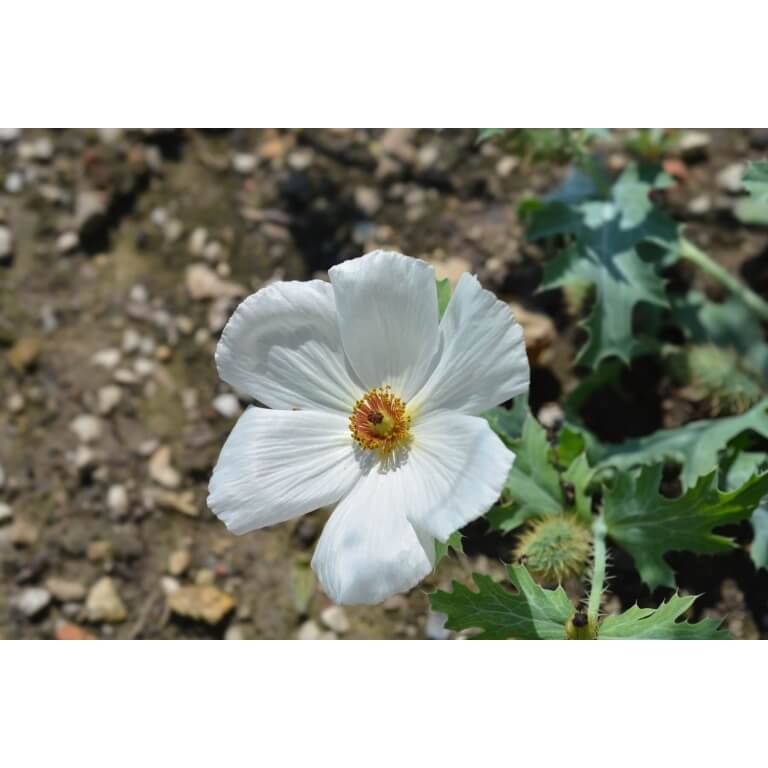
[161, 576, 181, 596]
[121, 328, 141, 353]
[97, 384, 123, 415]
[4, 172, 23, 194]
[320, 605, 350, 634]
[212, 393, 241, 419]
[496, 155, 519, 177]
[232, 153, 256, 174]
[354, 187, 382, 217]
[203, 241, 224, 262]
[678, 131, 711, 158]
[107, 484, 129, 517]
[69, 414, 103, 443]
[97, 128, 123, 144]
[134, 358, 156, 378]
[425, 610, 451, 640]
[0, 225, 13, 262]
[129, 284, 149, 304]
[295, 620, 336, 640]
[148, 446, 181, 489]
[186, 263, 246, 301]
[56, 231, 79, 254]
[85, 577, 127, 623]
[225, 624, 246, 640]
[163, 219, 184, 243]
[188, 227, 208, 256]
[45, 578, 86, 602]
[7, 393, 25, 413]
[91, 347, 122, 369]
[717, 163, 746, 194]
[73, 445, 97, 472]
[0, 502, 13, 524]
[13, 587, 51, 618]
[288, 149, 314, 171]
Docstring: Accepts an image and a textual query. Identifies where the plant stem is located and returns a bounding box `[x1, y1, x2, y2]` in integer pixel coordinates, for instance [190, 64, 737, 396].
[678, 237, 768, 323]
[588, 515, 607, 626]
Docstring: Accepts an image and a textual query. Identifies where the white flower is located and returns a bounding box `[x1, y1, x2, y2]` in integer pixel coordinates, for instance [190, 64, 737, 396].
[208, 250, 529, 604]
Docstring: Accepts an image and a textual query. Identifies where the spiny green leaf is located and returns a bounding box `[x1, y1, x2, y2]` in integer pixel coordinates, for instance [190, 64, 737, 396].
[591, 398, 768, 488]
[435, 277, 451, 319]
[598, 594, 729, 639]
[743, 161, 768, 201]
[528, 163, 678, 368]
[429, 564, 573, 639]
[603, 464, 768, 589]
[487, 412, 594, 531]
[434, 531, 464, 564]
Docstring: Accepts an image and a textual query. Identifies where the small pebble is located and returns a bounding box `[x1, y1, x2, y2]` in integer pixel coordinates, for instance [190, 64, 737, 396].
[212, 393, 241, 419]
[91, 348, 122, 369]
[148, 446, 181, 489]
[45, 578, 87, 602]
[717, 162, 747, 194]
[107, 484, 129, 517]
[56, 231, 79, 254]
[0, 502, 13, 524]
[320, 605, 351, 634]
[97, 385, 123, 415]
[85, 577, 127, 623]
[0, 225, 13, 263]
[168, 549, 192, 576]
[425, 610, 451, 640]
[69, 414, 103, 443]
[12, 587, 51, 618]
[232, 153, 257, 174]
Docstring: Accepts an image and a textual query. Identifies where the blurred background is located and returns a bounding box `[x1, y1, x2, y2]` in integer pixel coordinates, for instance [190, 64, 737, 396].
[1, 128, 767, 639]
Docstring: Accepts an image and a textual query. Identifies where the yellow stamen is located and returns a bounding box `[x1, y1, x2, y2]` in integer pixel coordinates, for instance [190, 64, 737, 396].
[349, 385, 411, 456]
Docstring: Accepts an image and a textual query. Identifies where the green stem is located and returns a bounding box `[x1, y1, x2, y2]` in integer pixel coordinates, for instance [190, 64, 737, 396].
[587, 516, 607, 625]
[678, 237, 768, 323]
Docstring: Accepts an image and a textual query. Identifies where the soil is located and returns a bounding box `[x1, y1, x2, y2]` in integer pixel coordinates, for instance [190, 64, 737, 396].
[1, 128, 767, 639]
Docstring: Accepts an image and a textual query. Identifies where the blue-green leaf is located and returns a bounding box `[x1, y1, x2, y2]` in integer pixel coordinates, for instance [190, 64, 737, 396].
[429, 564, 573, 639]
[603, 464, 768, 589]
[598, 594, 729, 639]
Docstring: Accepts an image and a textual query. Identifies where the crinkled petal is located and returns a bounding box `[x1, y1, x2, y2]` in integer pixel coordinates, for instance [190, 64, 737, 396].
[329, 251, 439, 401]
[311, 465, 436, 605]
[215, 280, 363, 413]
[208, 407, 361, 534]
[409, 273, 529, 416]
[404, 411, 515, 541]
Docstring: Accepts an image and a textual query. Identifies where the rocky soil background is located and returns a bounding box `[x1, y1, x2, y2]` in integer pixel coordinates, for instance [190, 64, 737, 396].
[1, 128, 766, 639]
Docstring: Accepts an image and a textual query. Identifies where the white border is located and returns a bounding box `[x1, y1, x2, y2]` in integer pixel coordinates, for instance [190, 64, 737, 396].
[1, 2, 766, 125]
[1, 641, 764, 766]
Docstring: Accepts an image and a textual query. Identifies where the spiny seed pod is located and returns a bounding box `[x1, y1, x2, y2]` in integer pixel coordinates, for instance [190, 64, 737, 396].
[513, 516, 592, 584]
[666, 343, 762, 416]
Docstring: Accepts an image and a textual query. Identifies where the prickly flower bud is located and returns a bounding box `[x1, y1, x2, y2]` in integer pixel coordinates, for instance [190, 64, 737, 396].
[513, 515, 591, 584]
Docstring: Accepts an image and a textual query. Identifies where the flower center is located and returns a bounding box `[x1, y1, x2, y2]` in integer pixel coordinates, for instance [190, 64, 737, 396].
[349, 385, 411, 455]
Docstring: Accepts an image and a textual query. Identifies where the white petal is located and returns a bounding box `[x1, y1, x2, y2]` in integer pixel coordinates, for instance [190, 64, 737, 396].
[208, 407, 361, 534]
[329, 251, 439, 401]
[311, 467, 436, 605]
[215, 280, 363, 413]
[409, 273, 529, 416]
[404, 411, 515, 541]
